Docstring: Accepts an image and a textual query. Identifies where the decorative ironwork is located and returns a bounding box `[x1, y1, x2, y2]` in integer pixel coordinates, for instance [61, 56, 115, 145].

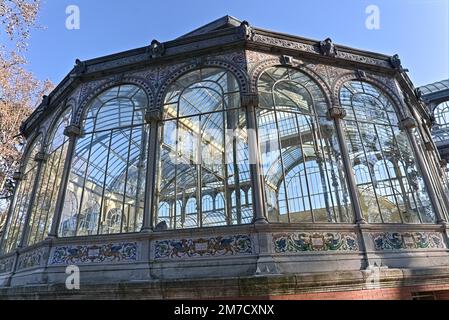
[280, 55, 294, 66]
[63, 124, 82, 137]
[327, 107, 347, 119]
[34, 152, 48, 162]
[319, 38, 338, 58]
[147, 40, 165, 59]
[257, 66, 353, 223]
[389, 54, 402, 70]
[340, 80, 435, 224]
[399, 117, 417, 130]
[72, 59, 87, 76]
[156, 67, 253, 229]
[241, 93, 259, 108]
[59, 85, 148, 237]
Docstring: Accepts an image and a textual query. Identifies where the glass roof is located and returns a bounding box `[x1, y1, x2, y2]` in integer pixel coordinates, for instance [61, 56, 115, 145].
[419, 79, 449, 96]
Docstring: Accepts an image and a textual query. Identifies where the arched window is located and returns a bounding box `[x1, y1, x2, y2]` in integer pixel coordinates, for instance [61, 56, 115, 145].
[155, 67, 253, 229]
[157, 202, 170, 226]
[184, 198, 197, 228]
[26, 107, 72, 246]
[59, 84, 148, 237]
[354, 164, 370, 185]
[340, 80, 435, 223]
[202, 195, 214, 212]
[1, 136, 42, 253]
[103, 208, 125, 234]
[257, 66, 352, 223]
[431, 101, 449, 142]
[215, 192, 225, 210]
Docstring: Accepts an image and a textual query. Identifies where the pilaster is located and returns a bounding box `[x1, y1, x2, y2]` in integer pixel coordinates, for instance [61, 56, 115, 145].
[241, 93, 268, 225]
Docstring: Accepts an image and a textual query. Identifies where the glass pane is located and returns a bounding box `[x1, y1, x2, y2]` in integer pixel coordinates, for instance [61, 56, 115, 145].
[59, 85, 147, 237]
[1, 136, 42, 253]
[27, 108, 72, 246]
[156, 68, 253, 229]
[432, 101, 449, 142]
[257, 67, 352, 224]
[340, 81, 436, 224]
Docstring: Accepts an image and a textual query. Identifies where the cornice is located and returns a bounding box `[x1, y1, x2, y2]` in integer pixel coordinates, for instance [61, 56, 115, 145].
[21, 23, 405, 136]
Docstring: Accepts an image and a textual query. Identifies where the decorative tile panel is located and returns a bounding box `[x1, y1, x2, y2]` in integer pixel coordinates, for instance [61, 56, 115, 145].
[371, 232, 446, 251]
[273, 232, 359, 253]
[17, 249, 45, 271]
[0, 257, 14, 274]
[49, 242, 138, 265]
[154, 235, 253, 260]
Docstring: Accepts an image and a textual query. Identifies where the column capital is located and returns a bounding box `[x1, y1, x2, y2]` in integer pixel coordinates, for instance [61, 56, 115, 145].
[241, 93, 259, 109]
[34, 152, 48, 162]
[327, 107, 347, 120]
[424, 141, 435, 152]
[398, 117, 416, 130]
[63, 124, 82, 137]
[13, 171, 24, 181]
[145, 109, 162, 124]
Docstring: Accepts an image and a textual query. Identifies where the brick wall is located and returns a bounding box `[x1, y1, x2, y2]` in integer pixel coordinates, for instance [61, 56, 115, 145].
[245, 284, 449, 300]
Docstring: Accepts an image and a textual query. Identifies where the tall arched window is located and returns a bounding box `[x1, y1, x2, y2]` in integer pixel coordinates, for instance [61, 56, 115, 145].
[1, 136, 42, 253]
[257, 67, 352, 223]
[155, 68, 253, 229]
[59, 84, 148, 237]
[26, 107, 72, 246]
[340, 80, 435, 223]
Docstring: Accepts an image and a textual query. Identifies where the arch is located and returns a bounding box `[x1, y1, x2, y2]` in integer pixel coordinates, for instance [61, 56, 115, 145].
[103, 208, 126, 234]
[338, 78, 435, 224]
[255, 65, 353, 224]
[74, 77, 155, 126]
[202, 194, 214, 212]
[19, 131, 45, 171]
[249, 57, 334, 107]
[59, 83, 149, 237]
[155, 66, 253, 230]
[43, 100, 74, 150]
[155, 59, 249, 110]
[215, 192, 225, 209]
[332, 72, 406, 119]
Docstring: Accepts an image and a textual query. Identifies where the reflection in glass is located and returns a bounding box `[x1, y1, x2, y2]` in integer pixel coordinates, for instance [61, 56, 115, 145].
[340, 81, 435, 223]
[257, 67, 352, 223]
[59, 85, 148, 237]
[1, 136, 42, 253]
[156, 68, 253, 229]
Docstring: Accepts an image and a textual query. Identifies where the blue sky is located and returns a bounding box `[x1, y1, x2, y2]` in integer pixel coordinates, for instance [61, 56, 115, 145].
[10, 0, 449, 87]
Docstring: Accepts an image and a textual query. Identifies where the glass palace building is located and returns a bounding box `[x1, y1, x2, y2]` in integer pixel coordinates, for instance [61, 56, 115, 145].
[1, 17, 449, 299]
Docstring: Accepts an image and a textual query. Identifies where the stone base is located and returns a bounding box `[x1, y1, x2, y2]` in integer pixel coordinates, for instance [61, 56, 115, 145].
[1, 267, 449, 300]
